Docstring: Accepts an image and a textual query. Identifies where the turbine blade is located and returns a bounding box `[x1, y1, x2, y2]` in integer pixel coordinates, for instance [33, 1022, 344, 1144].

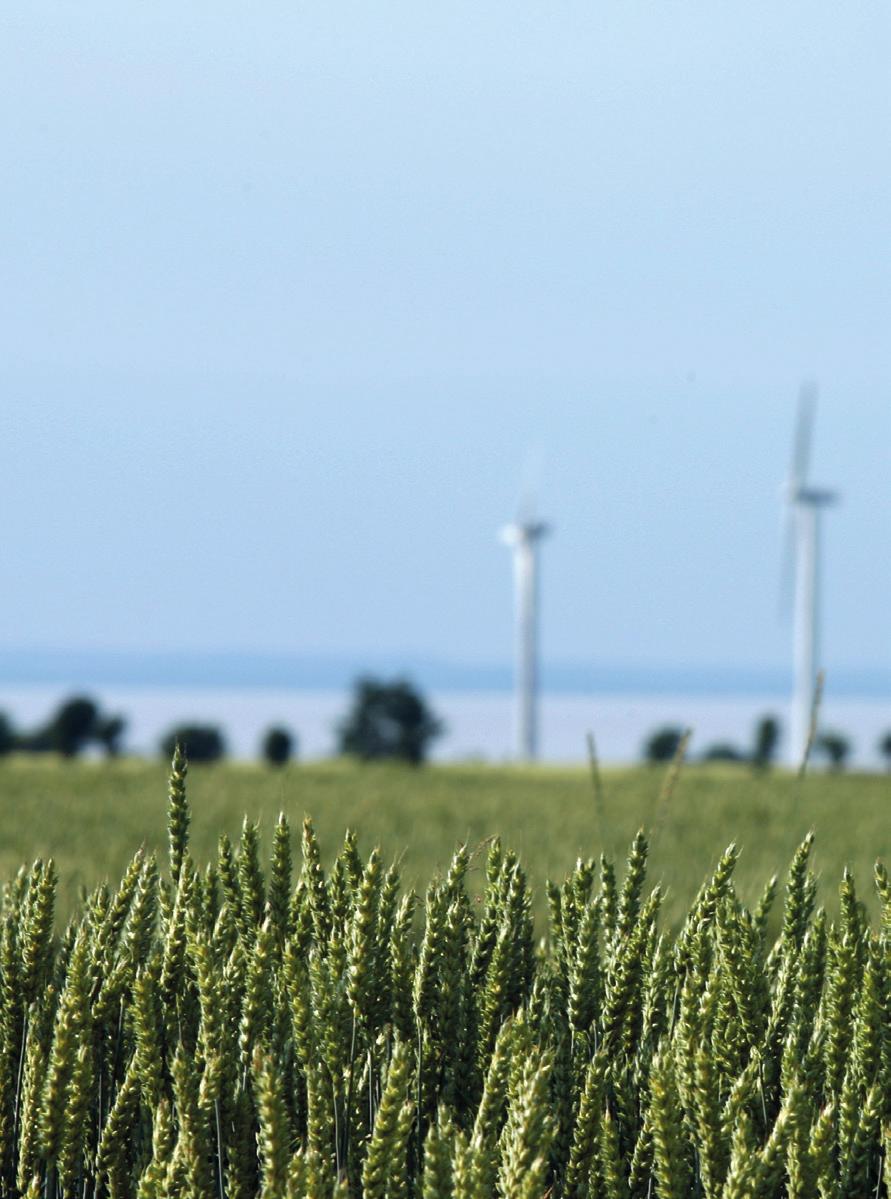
[778, 505, 796, 620]
[519, 447, 544, 522]
[792, 381, 817, 489]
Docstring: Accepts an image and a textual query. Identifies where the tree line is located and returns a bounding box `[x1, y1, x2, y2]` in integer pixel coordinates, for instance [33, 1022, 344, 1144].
[0, 677, 444, 765]
[643, 714, 881, 772]
[1, 685, 888, 769]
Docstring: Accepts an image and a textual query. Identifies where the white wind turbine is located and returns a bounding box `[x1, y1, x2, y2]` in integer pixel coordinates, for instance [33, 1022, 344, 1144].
[501, 506, 551, 761]
[782, 385, 839, 767]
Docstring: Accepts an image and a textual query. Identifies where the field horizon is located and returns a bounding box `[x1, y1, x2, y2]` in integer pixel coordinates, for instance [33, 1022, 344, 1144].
[1, 757, 886, 930]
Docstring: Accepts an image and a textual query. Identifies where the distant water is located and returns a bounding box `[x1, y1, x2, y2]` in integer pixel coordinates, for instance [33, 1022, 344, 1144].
[0, 685, 889, 768]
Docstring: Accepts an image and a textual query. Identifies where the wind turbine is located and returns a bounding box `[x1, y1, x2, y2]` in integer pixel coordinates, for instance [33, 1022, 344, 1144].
[501, 507, 551, 761]
[782, 385, 839, 767]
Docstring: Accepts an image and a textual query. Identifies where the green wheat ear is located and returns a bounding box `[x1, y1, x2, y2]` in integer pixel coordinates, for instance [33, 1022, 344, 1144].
[268, 812, 293, 942]
[166, 741, 190, 885]
[362, 1042, 414, 1199]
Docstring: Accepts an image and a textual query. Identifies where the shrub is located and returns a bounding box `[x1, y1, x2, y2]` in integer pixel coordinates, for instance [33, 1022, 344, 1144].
[261, 725, 295, 767]
[159, 724, 225, 763]
[642, 725, 684, 764]
[701, 741, 745, 763]
[751, 713, 781, 771]
[0, 758, 886, 1198]
[0, 711, 15, 756]
[816, 729, 851, 773]
[94, 714, 127, 758]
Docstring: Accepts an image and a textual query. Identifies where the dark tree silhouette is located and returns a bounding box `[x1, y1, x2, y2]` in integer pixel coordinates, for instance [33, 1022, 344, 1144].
[878, 732, 891, 772]
[48, 696, 100, 758]
[14, 695, 126, 758]
[95, 715, 127, 758]
[702, 743, 745, 763]
[338, 677, 443, 765]
[816, 730, 851, 773]
[0, 713, 14, 757]
[262, 726, 295, 767]
[642, 726, 684, 765]
[752, 715, 780, 772]
[160, 726, 226, 764]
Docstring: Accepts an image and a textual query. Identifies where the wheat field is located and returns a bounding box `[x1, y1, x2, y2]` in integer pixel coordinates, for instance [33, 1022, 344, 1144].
[0, 750, 888, 1196]
[0, 757, 887, 930]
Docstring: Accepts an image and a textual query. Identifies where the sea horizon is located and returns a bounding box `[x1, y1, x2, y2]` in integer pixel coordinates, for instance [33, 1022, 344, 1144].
[2, 646, 891, 699]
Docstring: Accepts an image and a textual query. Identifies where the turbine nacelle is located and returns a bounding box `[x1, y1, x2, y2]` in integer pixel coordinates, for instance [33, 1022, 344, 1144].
[790, 487, 839, 508]
[500, 520, 551, 548]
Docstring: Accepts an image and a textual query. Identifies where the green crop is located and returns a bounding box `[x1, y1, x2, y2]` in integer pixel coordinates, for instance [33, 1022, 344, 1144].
[0, 753, 888, 1197]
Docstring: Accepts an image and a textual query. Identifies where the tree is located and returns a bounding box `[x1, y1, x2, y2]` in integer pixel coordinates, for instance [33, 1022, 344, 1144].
[17, 696, 125, 759]
[47, 696, 99, 758]
[751, 715, 780, 772]
[95, 715, 127, 758]
[0, 713, 14, 757]
[816, 730, 851, 773]
[878, 732, 891, 772]
[262, 726, 295, 767]
[643, 726, 684, 765]
[337, 677, 443, 765]
[160, 725, 226, 764]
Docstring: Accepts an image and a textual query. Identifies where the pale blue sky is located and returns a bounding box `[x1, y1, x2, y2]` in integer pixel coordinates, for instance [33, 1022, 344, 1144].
[1, 0, 889, 681]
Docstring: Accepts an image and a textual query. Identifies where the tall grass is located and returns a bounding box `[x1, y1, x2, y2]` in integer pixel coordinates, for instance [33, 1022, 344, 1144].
[0, 749, 888, 1196]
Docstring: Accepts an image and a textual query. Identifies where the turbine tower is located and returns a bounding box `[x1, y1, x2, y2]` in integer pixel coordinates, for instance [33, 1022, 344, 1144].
[782, 385, 839, 767]
[501, 511, 550, 761]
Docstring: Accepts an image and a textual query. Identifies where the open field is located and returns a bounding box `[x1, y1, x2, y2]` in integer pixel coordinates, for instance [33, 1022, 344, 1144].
[5, 751, 888, 1197]
[0, 757, 887, 927]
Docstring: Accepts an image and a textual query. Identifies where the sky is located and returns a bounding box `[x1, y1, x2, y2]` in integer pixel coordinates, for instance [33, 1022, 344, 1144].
[1, 0, 889, 685]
